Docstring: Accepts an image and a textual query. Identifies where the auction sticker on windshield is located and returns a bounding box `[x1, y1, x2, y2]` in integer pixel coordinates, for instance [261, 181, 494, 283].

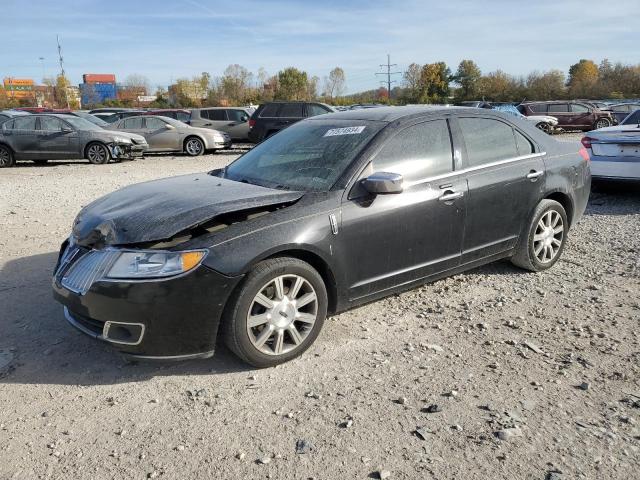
[324, 126, 366, 137]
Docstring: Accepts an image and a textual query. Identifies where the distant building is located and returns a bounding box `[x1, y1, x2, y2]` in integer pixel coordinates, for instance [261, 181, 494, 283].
[3, 78, 36, 102]
[80, 73, 117, 106]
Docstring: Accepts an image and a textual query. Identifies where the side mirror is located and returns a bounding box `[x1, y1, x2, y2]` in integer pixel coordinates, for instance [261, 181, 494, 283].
[361, 172, 403, 194]
[61, 126, 74, 133]
[165, 124, 175, 130]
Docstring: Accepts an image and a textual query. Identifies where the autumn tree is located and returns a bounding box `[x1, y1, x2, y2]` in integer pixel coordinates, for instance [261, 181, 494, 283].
[477, 70, 525, 102]
[220, 64, 253, 105]
[418, 62, 451, 103]
[526, 70, 566, 100]
[567, 59, 599, 98]
[401, 63, 422, 103]
[123, 74, 151, 95]
[323, 67, 346, 101]
[453, 59, 481, 101]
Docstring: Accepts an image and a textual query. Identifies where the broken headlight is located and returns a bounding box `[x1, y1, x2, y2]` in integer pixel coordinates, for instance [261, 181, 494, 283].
[105, 250, 207, 279]
[112, 136, 133, 144]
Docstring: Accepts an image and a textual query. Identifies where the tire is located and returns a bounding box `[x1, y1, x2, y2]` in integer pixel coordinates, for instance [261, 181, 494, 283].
[511, 199, 568, 272]
[221, 257, 328, 368]
[32, 159, 49, 165]
[535, 122, 552, 134]
[0, 145, 15, 168]
[85, 143, 110, 165]
[184, 137, 204, 156]
[593, 118, 611, 130]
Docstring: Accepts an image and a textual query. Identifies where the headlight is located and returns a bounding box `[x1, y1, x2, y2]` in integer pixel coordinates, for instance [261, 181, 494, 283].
[105, 250, 207, 279]
[112, 136, 132, 144]
[213, 134, 225, 142]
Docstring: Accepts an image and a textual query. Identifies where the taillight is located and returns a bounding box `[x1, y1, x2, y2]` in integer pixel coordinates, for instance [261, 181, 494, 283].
[249, 118, 256, 128]
[578, 147, 590, 161]
[580, 137, 592, 149]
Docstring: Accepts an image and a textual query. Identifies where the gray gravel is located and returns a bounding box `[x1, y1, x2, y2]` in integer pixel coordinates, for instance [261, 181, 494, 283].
[0, 137, 639, 479]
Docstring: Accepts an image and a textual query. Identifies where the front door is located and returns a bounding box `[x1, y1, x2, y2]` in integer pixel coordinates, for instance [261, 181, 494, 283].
[339, 119, 466, 301]
[455, 116, 545, 263]
[143, 117, 181, 151]
[225, 109, 250, 140]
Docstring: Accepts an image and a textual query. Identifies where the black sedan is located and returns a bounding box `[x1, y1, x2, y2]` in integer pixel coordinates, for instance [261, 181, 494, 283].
[52, 107, 591, 367]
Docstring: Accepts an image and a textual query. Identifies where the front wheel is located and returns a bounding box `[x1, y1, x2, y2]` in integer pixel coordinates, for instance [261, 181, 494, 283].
[535, 122, 552, 134]
[222, 257, 328, 367]
[184, 137, 204, 156]
[511, 199, 568, 272]
[593, 118, 611, 129]
[86, 143, 111, 164]
[0, 145, 15, 168]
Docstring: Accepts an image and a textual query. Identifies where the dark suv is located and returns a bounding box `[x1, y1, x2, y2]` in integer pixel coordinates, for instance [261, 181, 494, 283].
[519, 101, 612, 131]
[248, 102, 333, 143]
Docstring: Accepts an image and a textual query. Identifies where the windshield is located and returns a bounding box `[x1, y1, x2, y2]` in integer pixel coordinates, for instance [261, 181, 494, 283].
[63, 116, 103, 131]
[75, 112, 108, 127]
[221, 119, 383, 191]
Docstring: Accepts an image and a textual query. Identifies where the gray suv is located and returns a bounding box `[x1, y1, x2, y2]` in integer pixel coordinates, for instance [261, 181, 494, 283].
[190, 107, 252, 142]
[0, 114, 148, 167]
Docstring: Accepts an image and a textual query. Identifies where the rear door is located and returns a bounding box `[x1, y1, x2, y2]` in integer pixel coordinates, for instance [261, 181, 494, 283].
[8, 116, 39, 158]
[547, 103, 573, 128]
[455, 116, 545, 263]
[570, 103, 594, 128]
[225, 109, 250, 140]
[38, 116, 80, 158]
[340, 118, 467, 300]
[201, 109, 229, 132]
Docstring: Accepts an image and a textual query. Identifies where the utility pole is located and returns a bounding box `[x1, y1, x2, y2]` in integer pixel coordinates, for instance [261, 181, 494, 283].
[375, 54, 401, 101]
[56, 35, 70, 108]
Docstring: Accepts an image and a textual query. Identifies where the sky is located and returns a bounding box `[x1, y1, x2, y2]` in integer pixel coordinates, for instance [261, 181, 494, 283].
[2, 0, 638, 94]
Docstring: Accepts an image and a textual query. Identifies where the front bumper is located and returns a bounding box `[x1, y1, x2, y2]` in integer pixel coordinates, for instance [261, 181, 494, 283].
[211, 139, 232, 150]
[52, 247, 243, 358]
[109, 143, 148, 159]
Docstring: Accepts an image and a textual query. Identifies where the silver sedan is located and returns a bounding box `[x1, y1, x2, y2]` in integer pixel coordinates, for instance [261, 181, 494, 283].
[108, 115, 231, 156]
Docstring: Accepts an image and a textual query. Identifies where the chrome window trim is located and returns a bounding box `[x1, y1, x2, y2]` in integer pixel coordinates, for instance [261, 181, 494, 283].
[403, 152, 546, 188]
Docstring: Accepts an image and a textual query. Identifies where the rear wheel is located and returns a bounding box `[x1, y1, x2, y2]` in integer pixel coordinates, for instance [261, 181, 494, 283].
[86, 143, 110, 164]
[222, 257, 328, 368]
[511, 199, 568, 272]
[0, 145, 15, 168]
[184, 137, 204, 156]
[593, 118, 611, 129]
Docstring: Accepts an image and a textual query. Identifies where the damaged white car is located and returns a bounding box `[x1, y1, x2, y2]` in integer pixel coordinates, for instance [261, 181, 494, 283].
[493, 104, 558, 134]
[0, 113, 148, 167]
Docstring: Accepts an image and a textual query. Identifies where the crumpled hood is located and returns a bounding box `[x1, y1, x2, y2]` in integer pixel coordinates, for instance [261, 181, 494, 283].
[72, 173, 303, 247]
[108, 131, 147, 143]
[527, 115, 558, 125]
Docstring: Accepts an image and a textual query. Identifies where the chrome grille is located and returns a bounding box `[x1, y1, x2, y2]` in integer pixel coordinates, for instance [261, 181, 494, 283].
[61, 250, 119, 295]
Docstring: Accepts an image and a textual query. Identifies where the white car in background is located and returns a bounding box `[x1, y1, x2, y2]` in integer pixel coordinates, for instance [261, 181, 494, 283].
[493, 104, 558, 134]
[582, 109, 640, 180]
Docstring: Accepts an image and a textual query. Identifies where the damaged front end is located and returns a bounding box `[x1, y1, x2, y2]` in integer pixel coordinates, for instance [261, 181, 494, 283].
[107, 138, 148, 160]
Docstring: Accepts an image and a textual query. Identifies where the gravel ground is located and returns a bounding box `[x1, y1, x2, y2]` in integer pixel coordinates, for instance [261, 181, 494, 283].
[0, 136, 639, 480]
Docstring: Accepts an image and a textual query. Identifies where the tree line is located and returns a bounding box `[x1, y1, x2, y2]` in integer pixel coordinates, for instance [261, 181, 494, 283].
[2, 58, 639, 110]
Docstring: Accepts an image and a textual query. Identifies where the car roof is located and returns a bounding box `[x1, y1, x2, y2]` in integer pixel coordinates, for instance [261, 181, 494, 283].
[308, 105, 480, 122]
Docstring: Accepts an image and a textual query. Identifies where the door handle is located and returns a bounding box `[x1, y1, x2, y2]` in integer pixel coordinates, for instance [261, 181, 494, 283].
[438, 190, 464, 202]
[526, 170, 544, 180]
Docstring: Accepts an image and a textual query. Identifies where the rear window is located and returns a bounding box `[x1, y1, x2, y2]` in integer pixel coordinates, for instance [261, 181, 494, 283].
[571, 104, 589, 113]
[529, 104, 548, 113]
[206, 109, 227, 121]
[259, 104, 280, 118]
[13, 116, 37, 130]
[223, 119, 383, 191]
[459, 117, 519, 167]
[308, 104, 330, 117]
[623, 110, 640, 125]
[279, 103, 304, 117]
[548, 104, 569, 113]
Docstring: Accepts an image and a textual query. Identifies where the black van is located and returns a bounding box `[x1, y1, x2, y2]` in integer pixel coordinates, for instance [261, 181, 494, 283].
[248, 102, 333, 143]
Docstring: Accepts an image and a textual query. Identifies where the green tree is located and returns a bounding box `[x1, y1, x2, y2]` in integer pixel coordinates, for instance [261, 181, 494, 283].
[453, 59, 481, 101]
[220, 64, 252, 105]
[526, 70, 566, 100]
[275, 67, 309, 100]
[401, 63, 422, 103]
[418, 62, 451, 103]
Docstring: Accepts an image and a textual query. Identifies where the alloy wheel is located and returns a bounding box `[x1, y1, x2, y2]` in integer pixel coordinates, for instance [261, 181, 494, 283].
[87, 144, 108, 164]
[185, 138, 203, 156]
[532, 210, 564, 263]
[0, 147, 11, 167]
[246, 274, 318, 356]
[536, 122, 551, 134]
[595, 119, 610, 129]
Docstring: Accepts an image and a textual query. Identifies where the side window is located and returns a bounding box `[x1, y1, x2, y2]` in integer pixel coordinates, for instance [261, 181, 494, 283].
[177, 111, 191, 122]
[0, 114, 8, 122]
[40, 116, 64, 131]
[13, 116, 37, 130]
[459, 117, 519, 167]
[207, 110, 227, 121]
[529, 104, 548, 113]
[308, 104, 330, 117]
[371, 120, 453, 182]
[228, 110, 247, 122]
[2, 119, 15, 130]
[548, 104, 569, 113]
[571, 104, 589, 113]
[259, 104, 280, 118]
[144, 117, 166, 130]
[279, 103, 304, 117]
[514, 129, 534, 155]
[123, 117, 144, 129]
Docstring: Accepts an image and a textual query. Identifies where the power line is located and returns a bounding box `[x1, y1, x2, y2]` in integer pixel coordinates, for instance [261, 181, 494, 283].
[375, 54, 402, 99]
